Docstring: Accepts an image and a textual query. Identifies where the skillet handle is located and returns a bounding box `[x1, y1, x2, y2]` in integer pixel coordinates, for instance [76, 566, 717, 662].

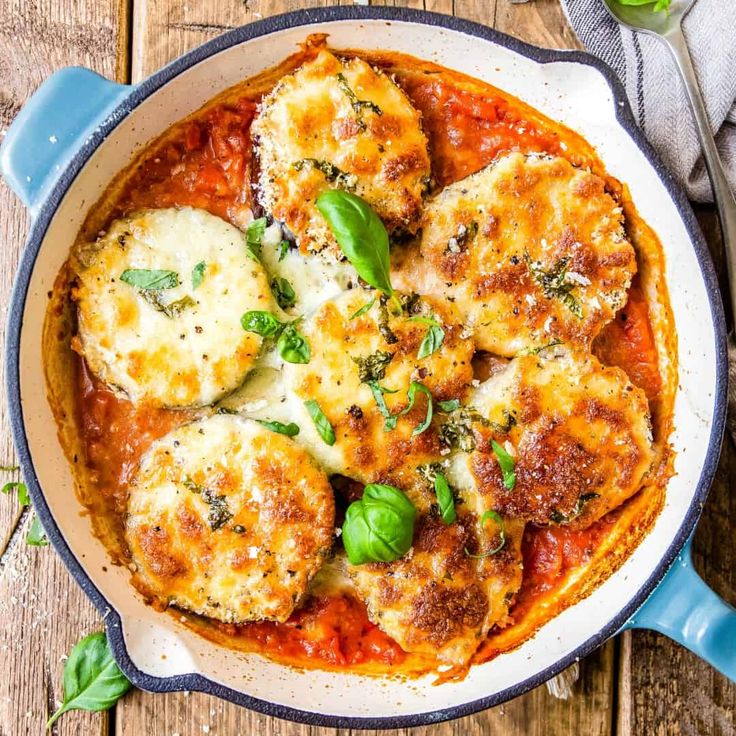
[0, 67, 131, 215]
[621, 538, 736, 681]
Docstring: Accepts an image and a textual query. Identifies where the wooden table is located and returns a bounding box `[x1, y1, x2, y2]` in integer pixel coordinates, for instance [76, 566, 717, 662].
[0, 1, 734, 734]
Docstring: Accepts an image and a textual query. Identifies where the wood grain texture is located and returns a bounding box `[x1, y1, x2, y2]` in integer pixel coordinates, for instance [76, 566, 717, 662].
[0, 1, 733, 736]
[0, 0, 128, 733]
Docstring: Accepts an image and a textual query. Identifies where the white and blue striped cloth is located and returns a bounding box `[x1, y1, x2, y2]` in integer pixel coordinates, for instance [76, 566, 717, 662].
[559, 0, 736, 202]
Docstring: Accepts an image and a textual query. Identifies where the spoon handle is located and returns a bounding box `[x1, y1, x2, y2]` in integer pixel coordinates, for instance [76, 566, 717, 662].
[664, 25, 736, 321]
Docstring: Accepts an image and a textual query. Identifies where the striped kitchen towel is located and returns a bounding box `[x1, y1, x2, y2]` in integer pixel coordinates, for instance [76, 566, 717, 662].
[559, 0, 736, 202]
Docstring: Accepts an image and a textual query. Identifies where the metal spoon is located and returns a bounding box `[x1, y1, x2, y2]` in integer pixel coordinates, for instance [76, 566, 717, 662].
[602, 0, 736, 321]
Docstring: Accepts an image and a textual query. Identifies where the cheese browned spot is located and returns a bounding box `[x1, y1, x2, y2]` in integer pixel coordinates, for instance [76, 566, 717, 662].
[451, 350, 654, 528]
[393, 152, 636, 356]
[281, 289, 474, 488]
[125, 414, 335, 623]
[73, 207, 272, 408]
[253, 49, 430, 257]
[348, 475, 523, 665]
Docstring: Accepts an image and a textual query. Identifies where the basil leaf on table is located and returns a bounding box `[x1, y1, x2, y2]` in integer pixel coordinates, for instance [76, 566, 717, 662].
[466, 510, 506, 558]
[315, 191, 396, 302]
[409, 315, 445, 359]
[26, 514, 49, 547]
[271, 276, 297, 310]
[304, 399, 336, 446]
[342, 483, 417, 565]
[119, 269, 179, 290]
[191, 261, 206, 289]
[277, 324, 311, 364]
[2, 480, 30, 507]
[491, 439, 516, 490]
[434, 473, 457, 526]
[255, 419, 300, 437]
[46, 631, 132, 728]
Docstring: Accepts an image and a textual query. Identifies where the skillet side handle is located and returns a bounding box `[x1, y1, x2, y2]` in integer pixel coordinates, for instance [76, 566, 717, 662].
[0, 68, 131, 215]
[621, 539, 736, 682]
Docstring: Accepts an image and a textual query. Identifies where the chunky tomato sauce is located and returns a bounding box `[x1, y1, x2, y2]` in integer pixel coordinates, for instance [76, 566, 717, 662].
[72, 50, 668, 674]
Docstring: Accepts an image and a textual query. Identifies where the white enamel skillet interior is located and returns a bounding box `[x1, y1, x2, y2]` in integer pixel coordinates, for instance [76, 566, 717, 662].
[1, 6, 729, 729]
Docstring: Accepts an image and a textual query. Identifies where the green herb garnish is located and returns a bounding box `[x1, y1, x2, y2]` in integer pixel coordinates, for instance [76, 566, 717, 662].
[524, 251, 583, 319]
[46, 632, 132, 729]
[377, 381, 433, 435]
[119, 269, 179, 290]
[271, 276, 297, 310]
[437, 399, 461, 412]
[191, 261, 206, 289]
[409, 315, 445, 359]
[336, 72, 383, 129]
[434, 473, 457, 526]
[316, 191, 398, 308]
[278, 240, 290, 262]
[182, 476, 233, 531]
[140, 291, 196, 318]
[616, 0, 671, 11]
[549, 492, 601, 524]
[241, 311, 311, 363]
[246, 217, 267, 258]
[255, 419, 300, 437]
[516, 339, 563, 357]
[491, 440, 516, 490]
[352, 350, 394, 383]
[2, 480, 30, 506]
[26, 515, 49, 547]
[466, 510, 506, 558]
[342, 483, 416, 565]
[350, 297, 376, 319]
[304, 399, 336, 446]
[294, 159, 356, 190]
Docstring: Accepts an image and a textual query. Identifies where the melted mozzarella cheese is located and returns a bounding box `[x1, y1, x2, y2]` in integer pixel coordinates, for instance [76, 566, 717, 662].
[73, 207, 273, 408]
[393, 152, 636, 356]
[125, 414, 335, 623]
[253, 49, 430, 258]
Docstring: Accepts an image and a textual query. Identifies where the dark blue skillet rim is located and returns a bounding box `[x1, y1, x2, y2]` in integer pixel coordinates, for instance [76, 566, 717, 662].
[4, 5, 727, 730]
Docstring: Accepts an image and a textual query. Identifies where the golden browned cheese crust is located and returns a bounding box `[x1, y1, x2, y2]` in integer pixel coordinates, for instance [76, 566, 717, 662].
[282, 289, 474, 487]
[253, 49, 430, 257]
[450, 350, 654, 528]
[125, 415, 335, 623]
[393, 152, 636, 356]
[72, 207, 272, 408]
[348, 476, 523, 665]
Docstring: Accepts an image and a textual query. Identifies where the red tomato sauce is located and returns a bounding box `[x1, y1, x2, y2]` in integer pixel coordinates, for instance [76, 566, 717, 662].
[215, 594, 406, 668]
[74, 61, 666, 673]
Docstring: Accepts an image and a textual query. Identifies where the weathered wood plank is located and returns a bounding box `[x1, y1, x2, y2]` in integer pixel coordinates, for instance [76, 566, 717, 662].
[0, 0, 129, 733]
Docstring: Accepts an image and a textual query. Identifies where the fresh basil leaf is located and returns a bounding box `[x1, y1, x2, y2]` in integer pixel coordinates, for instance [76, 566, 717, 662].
[191, 261, 206, 289]
[437, 399, 461, 412]
[466, 510, 506, 558]
[255, 419, 300, 437]
[434, 473, 456, 525]
[278, 240, 290, 262]
[368, 381, 398, 430]
[2, 480, 29, 506]
[119, 269, 179, 290]
[350, 297, 376, 319]
[315, 191, 394, 299]
[409, 315, 445, 359]
[246, 217, 267, 258]
[342, 483, 416, 565]
[271, 276, 297, 310]
[27, 515, 49, 547]
[617, 0, 670, 9]
[241, 310, 284, 339]
[491, 439, 516, 490]
[277, 324, 311, 364]
[304, 399, 336, 445]
[404, 381, 433, 436]
[46, 631, 132, 728]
